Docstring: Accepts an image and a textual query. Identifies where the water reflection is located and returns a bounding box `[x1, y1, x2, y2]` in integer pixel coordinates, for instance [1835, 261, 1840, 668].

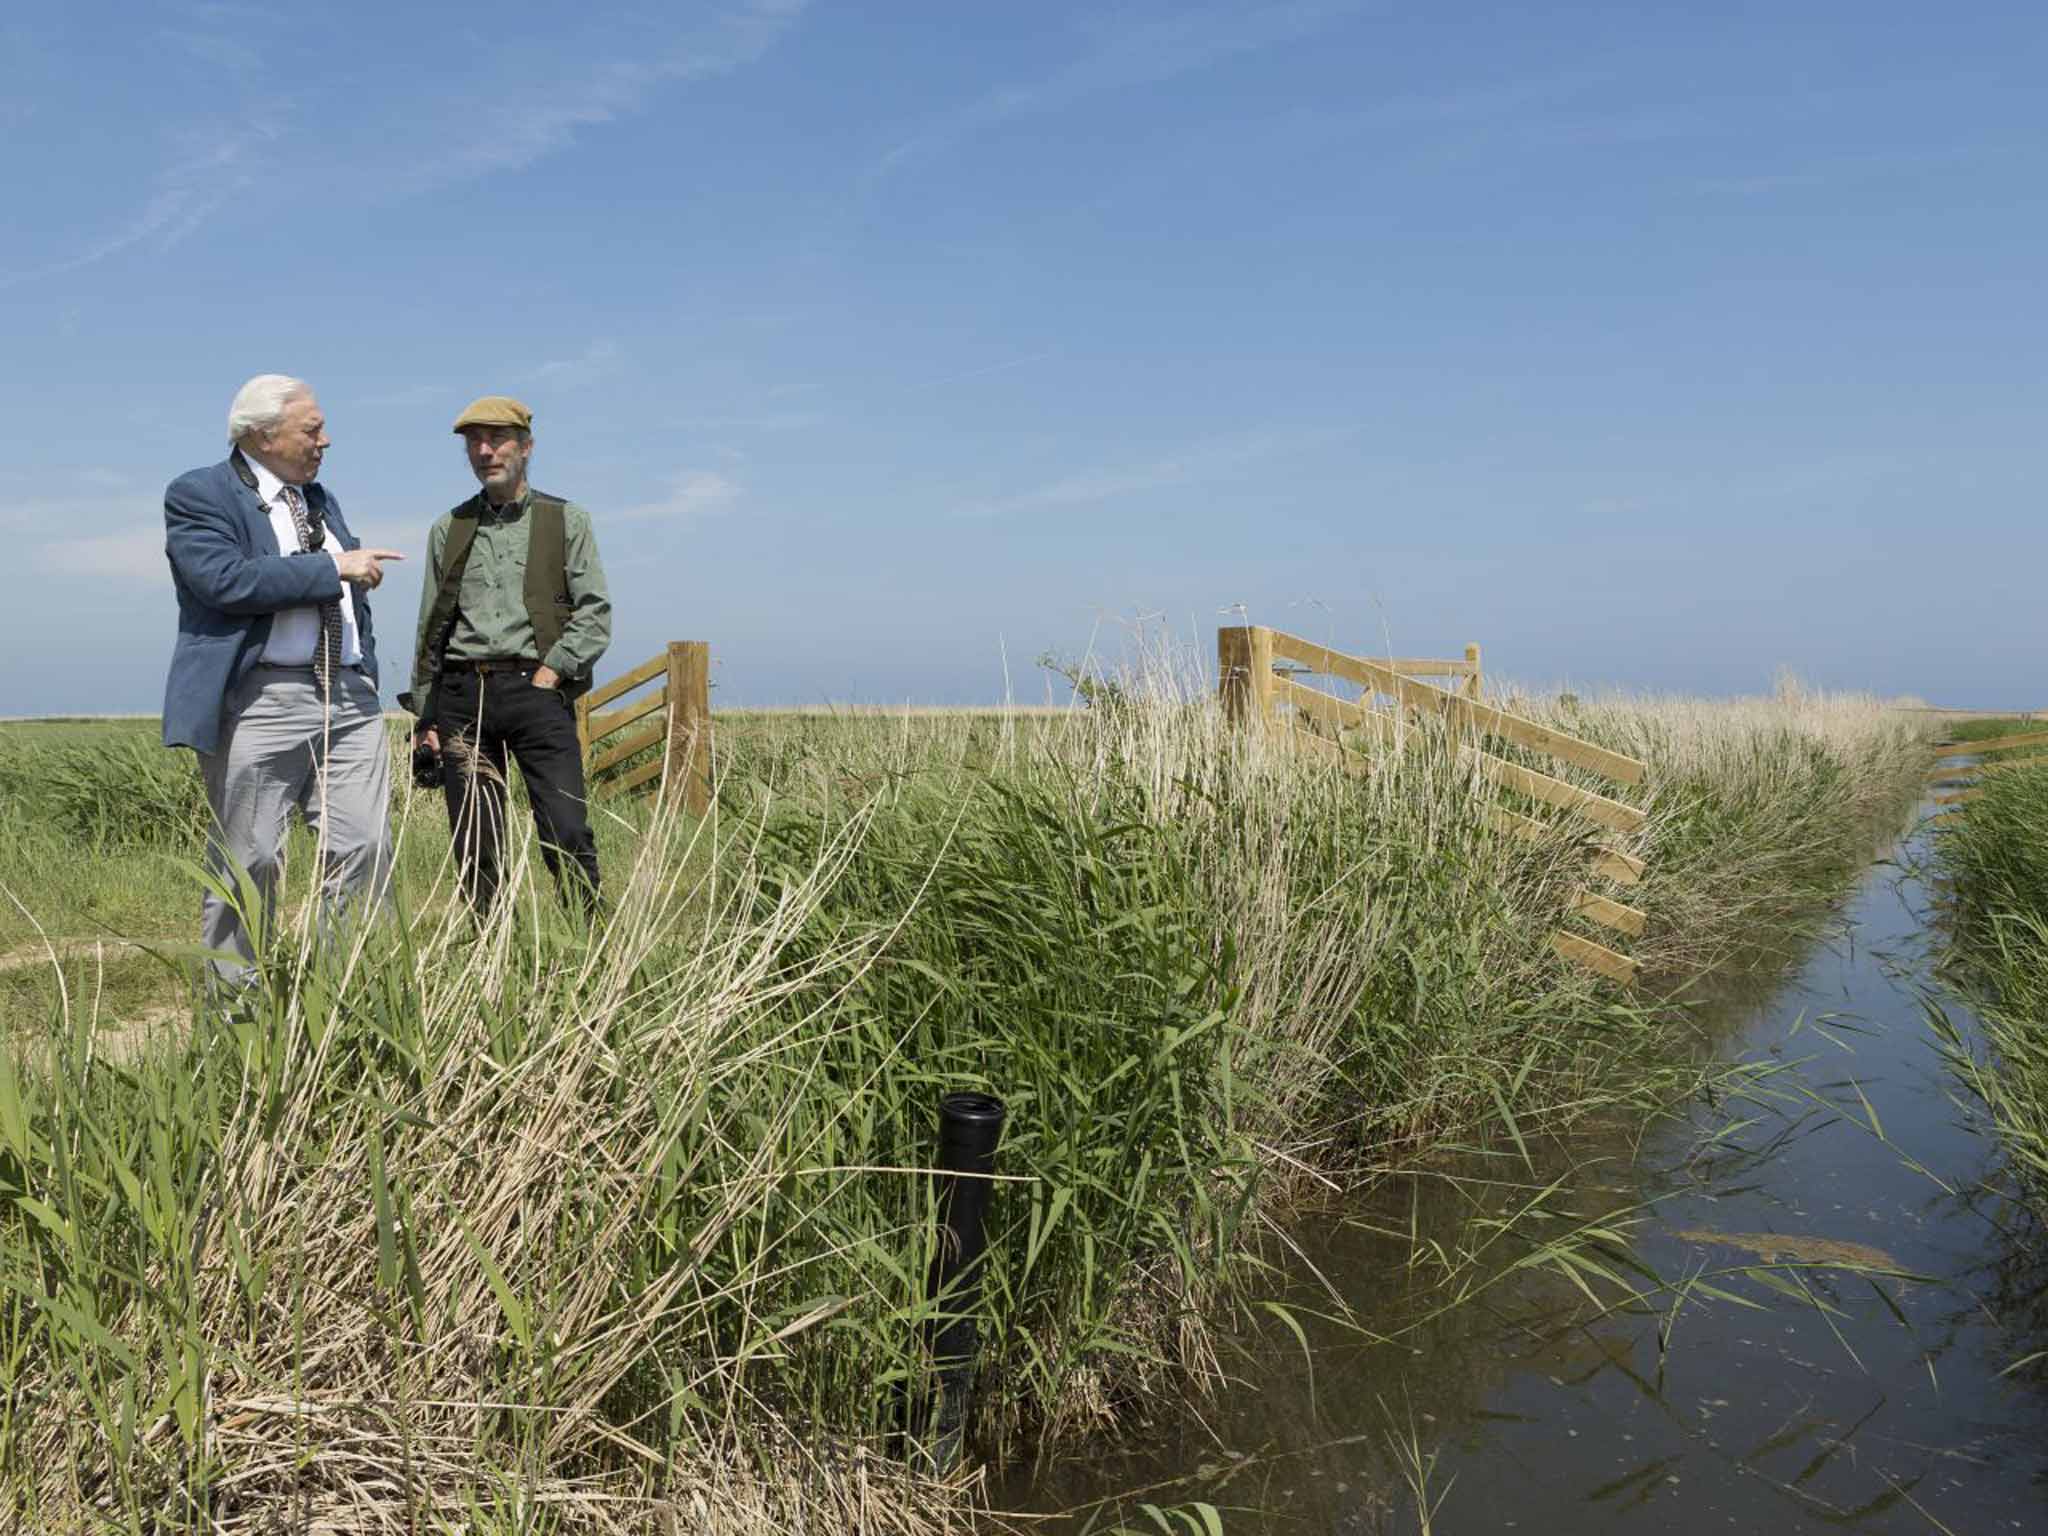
[1001, 818, 2048, 1533]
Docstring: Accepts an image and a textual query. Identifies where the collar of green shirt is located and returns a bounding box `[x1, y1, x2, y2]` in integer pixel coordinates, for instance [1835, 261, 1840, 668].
[478, 485, 532, 522]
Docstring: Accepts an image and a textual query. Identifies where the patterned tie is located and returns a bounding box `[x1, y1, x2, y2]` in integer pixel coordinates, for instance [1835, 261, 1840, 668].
[282, 484, 345, 691]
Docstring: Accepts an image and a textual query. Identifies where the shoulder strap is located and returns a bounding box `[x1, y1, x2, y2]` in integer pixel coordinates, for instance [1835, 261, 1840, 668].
[408, 497, 485, 710]
[440, 497, 483, 581]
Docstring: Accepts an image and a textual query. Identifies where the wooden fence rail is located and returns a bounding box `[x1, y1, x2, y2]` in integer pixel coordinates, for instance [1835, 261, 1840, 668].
[576, 640, 712, 815]
[1220, 625, 1652, 984]
[1276, 641, 1485, 701]
[1926, 727, 2048, 818]
[1933, 729, 2048, 759]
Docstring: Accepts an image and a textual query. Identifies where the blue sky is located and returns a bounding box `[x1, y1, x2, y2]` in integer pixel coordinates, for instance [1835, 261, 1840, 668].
[4, 1, 2043, 712]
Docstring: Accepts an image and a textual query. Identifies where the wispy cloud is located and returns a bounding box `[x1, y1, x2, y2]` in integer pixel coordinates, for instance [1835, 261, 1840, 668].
[958, 423, 1354, 520]
[356, 338, 626, 412]
[14, 477, 165, 583]
[33, 529, 168, 585]
[899, 348, 1061, 396]
[616, 470, 743, 522]
[182, 2, 276, 25]
[158, 27, 263, 76]
[357, 382, 451, 411]
[521, 339, 624, 391]
[15, 476, 412, 586]
[373, 1, 808, 197]
[685, 349, 1059, 435]
[865, 1, 1369, 187]
[6, 483, 146, 534]
[2, 0, 808, 289]
[0, 123, 269, 291]
[1691, 144, 2018, 198]
[675, 411, 826, 433]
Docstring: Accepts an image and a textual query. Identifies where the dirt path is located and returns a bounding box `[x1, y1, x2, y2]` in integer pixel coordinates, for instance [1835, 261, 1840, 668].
[0, 937, 155, 973]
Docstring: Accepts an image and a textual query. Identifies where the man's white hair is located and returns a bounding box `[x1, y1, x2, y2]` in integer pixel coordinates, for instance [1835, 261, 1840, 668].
[226, 374, 311, 444]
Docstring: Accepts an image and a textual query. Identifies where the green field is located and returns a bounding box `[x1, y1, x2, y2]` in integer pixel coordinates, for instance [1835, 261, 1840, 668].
[0, 713, 999, 1027]
[0, 681, 1935, 1531]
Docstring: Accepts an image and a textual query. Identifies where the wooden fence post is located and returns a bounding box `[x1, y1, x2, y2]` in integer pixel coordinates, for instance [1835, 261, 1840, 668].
[1218, 626, 1275, 731]
[1218, 627, 1251, 725]
[1465, 643, 1482, 702]
[664, 641, 712, 817]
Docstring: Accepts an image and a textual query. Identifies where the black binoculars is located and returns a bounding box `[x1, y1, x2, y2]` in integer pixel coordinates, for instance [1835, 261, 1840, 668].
[411, 738, 444, 790]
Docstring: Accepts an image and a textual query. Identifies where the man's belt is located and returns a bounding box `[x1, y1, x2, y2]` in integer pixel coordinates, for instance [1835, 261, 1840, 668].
[444, 657, 539, 674]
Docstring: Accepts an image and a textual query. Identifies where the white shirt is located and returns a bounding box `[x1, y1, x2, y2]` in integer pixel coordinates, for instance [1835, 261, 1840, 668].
[247, 457, 362, 668]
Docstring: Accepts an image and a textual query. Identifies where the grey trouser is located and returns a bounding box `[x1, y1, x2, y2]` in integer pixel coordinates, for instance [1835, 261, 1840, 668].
[196, 665, 394, 983]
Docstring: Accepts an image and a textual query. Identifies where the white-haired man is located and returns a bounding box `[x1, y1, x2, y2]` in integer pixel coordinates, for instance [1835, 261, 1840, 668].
[162, 375, 405, 982]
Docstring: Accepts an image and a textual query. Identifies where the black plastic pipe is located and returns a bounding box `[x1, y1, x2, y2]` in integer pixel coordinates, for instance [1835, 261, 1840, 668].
[904, 1091, 1006, 1472]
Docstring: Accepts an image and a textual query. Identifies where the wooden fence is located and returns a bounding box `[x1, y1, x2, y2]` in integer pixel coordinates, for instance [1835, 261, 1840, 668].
[1276, 641, 1485, 702]
[575, 641, 712, 816]
[1928, 728, 2048, 811]
[1219, 626, 1651, 984]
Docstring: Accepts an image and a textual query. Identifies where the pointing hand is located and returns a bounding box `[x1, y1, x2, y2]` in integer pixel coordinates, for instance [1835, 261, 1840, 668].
[335, 547, 404, 588]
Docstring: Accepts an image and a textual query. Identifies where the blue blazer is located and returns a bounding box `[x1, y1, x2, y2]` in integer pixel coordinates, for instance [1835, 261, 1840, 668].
[161, 451, 380, 753]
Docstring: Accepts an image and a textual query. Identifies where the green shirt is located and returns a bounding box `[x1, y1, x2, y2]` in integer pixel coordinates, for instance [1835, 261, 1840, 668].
[415, 489, 612, 680]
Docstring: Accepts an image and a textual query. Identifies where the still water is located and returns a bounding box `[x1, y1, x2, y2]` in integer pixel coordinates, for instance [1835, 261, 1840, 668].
[1007, 808, 2048, 1532]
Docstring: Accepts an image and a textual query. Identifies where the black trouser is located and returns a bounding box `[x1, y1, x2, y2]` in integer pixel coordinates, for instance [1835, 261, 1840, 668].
[436, 665, 599, 914]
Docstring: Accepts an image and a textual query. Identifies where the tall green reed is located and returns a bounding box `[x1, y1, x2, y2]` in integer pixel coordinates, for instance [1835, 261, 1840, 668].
[0, 735, 207, 853]
[1926, 748, 2048, 1213]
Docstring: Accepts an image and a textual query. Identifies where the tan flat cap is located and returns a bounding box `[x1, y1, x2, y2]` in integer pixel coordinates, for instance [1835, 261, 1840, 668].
[452, 395, 533, 433]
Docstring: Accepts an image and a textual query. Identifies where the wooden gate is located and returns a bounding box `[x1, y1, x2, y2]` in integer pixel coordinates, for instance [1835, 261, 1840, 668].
[1928, 727, 2048, 812]
[575, 641, 713, 816]
[1220, 626, 1651, 984]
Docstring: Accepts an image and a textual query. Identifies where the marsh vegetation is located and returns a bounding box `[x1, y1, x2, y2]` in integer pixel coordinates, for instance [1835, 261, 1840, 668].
[0, 664, 1935, 1531]
[1924, 718, 2048, 1217]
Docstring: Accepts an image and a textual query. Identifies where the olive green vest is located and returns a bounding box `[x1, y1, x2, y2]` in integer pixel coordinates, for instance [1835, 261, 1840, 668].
[412, 491, 585, 716]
